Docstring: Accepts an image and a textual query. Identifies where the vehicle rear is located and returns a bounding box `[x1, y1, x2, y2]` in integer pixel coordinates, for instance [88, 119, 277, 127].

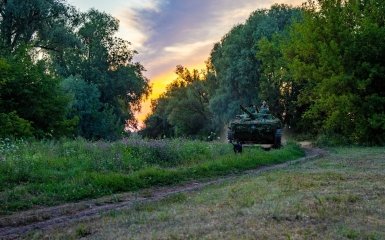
[227, 105, 283, 148]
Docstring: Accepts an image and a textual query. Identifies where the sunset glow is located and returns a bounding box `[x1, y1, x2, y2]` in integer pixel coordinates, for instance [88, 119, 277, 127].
[135, 69, 176, 124]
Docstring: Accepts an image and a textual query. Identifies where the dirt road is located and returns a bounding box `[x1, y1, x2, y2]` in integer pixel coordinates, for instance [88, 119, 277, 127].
[0, 146, 325, 239]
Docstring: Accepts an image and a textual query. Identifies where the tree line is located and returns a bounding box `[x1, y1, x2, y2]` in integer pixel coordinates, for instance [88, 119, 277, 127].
[0, 0, 150, 140]
[142, 0, 385, 145]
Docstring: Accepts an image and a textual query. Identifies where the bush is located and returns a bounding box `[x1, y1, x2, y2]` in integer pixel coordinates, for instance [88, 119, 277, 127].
[0, 112, 33, 138]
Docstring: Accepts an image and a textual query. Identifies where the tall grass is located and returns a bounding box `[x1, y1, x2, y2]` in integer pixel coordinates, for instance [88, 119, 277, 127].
[0, 138, 304, 214]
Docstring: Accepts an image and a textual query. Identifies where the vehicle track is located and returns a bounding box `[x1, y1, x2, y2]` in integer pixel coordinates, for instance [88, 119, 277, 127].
[0, 146, 326, 239]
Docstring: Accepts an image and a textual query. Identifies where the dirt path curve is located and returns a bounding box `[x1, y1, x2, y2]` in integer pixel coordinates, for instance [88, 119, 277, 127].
[0, 145, 327, 239]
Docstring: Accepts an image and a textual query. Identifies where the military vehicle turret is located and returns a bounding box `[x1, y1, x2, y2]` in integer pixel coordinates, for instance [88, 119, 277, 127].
[227, 104, 282, 150]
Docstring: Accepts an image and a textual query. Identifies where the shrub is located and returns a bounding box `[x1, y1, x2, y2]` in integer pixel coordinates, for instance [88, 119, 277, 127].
[0, 112, 33, 138]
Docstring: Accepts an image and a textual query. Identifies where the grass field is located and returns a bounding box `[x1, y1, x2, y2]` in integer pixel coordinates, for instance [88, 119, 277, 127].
[33, 147, 385, 239]
[0, 138, 303, 214]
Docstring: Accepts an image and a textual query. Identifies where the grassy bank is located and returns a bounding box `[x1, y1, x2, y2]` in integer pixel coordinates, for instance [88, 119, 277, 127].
[39, 147, 385, 239]
[0, 138, 303, 214]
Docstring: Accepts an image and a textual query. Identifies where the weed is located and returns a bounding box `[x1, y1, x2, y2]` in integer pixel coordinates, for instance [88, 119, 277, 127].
[162, 193, 188, 204]
[75, 224, 92, 238]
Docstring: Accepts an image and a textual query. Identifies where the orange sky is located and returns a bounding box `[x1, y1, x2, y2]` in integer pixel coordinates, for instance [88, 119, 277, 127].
[136, 69, 176, 124]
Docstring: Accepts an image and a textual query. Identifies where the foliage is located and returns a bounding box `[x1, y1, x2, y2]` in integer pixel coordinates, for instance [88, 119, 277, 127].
[52, 9, 151, 133]
[61, 76, 119, 140]
[0, 0, 78, 53]
[141, 97, 175, 138]
[207, 4, 302, 130]
[280, 0, 385, 144]
[0, 1, 150, 139]
[0, 52, 75, 138]
[256, 33, 303, 127]
[0, 138, 303, 214]
[0, 112, 33, 138]
[142, 66, 211, 138]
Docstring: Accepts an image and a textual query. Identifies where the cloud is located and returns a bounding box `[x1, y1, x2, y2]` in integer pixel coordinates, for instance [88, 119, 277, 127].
[74, 0, 304, 78]
[129, 0, 303, 78]
[164, 40, 214, 57]
[115, 0, 164, 50]
[125, 0, 163, 11]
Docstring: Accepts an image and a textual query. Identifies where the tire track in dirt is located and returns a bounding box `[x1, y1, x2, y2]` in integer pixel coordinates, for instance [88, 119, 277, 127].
[0, 146, 326, 239]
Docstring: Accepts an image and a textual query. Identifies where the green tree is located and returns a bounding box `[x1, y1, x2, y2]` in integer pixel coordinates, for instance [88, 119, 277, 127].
[0, 0, 78, 54]
[61, 76, 120, 140]
[282, 0, 385, 144]
[256, 34, 303, 127]
[0, 1, 150, 139]
[166, 66, 211, 136]
[141, 97, 174, 139]
[0, 112, 33, 138]
[142, 66, 211, 138]
[208, 4, 301, 130]
[53, 9, 150, 135]
[0, 50, 74, 138]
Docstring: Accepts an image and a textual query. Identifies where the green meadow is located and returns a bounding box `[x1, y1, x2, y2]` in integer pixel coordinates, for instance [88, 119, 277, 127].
[0, 138, 303, 214]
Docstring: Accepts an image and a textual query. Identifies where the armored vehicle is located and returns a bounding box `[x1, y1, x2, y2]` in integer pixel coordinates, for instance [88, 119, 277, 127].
[227, 104, 282, 149]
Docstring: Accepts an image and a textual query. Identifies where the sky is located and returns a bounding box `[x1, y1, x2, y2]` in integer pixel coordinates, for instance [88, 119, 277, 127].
[69, 0, 303, 127]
